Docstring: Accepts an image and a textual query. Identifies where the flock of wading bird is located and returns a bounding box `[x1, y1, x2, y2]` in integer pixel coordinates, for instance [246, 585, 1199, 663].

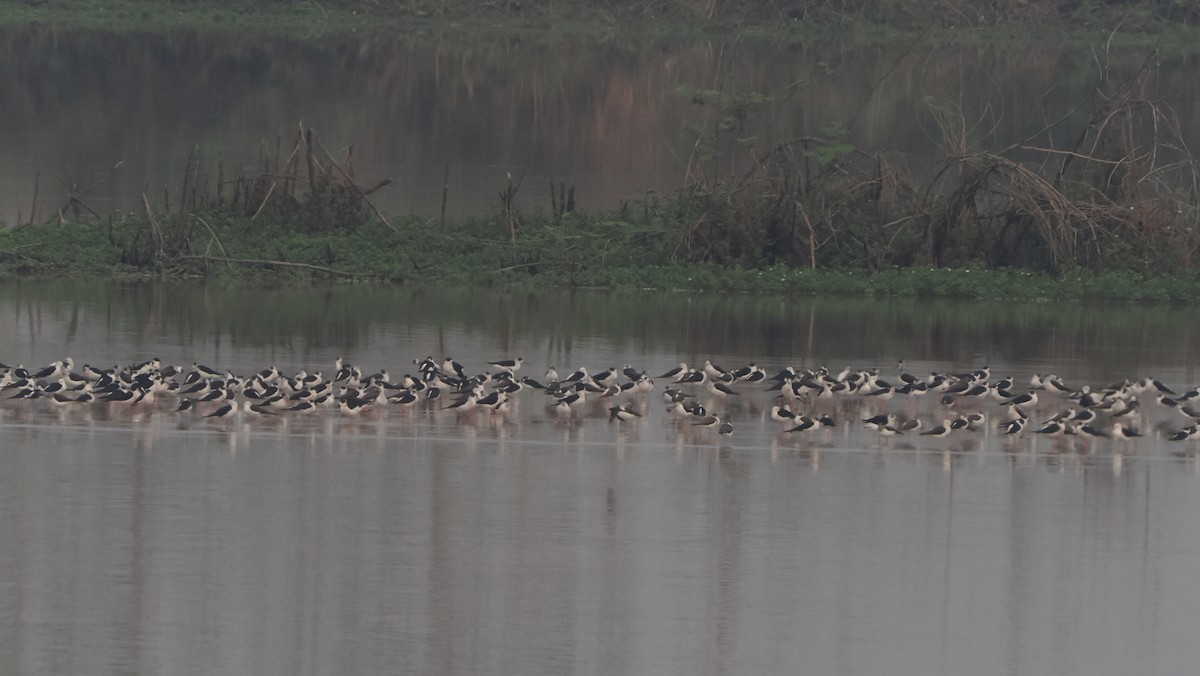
[1, 355, 1198, 452]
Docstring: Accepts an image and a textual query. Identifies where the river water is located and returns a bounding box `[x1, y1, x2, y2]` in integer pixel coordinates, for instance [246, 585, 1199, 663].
[2, 280, 1200, 675]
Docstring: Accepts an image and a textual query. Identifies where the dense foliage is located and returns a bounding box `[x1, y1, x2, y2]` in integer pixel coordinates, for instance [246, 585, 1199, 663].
[4, 201, 1200, 302]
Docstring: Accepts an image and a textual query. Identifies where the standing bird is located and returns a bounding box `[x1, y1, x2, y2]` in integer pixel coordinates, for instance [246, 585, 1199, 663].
[658, 363, 688, 380]
[862, 413, 896, 432]
[1034, 421, 1069, 436]
[1001, 418, 1026, 435]
[1002, 391, 1038, 409]
[488, 357, 524, 374]
[786, 414, 835, 434]
[243, 400, 279, 416]
[920, 420, 952, 438]
[1077, 424, 1109, 439]
[1170, 426, 1200, 442]
[442, 358, 466, 379]
[608, 402, 641, 423]
[703, 360, 728, 380]
[1111, 424, 1143, 441]
[706, 379, 740, 397]
[770, 404, 798, 424]
[204, 402, 237, 419]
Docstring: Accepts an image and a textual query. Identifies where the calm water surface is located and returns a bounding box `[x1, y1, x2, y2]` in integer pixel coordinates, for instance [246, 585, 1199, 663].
[2, 281, 1200, 675]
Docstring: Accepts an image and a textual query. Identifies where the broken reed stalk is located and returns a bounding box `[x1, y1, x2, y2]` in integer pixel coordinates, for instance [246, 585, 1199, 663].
[500, 171, 523, 244]
[216, 156, 224, 205]
[251, 181, 278, 219]
[180, 144, 196, 215]
[318, 141, 398, 234]
[360, 178, 392, 196]
[284, 127, 305, 195]
[798, 201, 817, 270]
[305, 128, 319, 201]
[177, 254, 360, 277]
[194, 216, 234, 271]
[68, 175, 79, 219]
[231, 162, 243, 208]
[67, 196, 101, 220]
[141, 192, 164, 256]
[29, 171, 39, 226]
[441, 163, 450, 228]
[549, 180, 576, 224]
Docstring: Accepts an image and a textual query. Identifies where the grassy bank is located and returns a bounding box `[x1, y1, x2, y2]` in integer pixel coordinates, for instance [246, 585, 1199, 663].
[2, 209, 1199, 302]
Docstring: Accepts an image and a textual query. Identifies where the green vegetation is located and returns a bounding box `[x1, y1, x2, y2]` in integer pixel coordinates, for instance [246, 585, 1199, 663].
[4, 205, 1200, 302]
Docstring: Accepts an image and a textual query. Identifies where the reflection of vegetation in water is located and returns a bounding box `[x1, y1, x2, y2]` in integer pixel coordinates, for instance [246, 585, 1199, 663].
[4, 18, 1200, 223]
[4, 0, 1200, 35]
[3, 281, 1198, 378]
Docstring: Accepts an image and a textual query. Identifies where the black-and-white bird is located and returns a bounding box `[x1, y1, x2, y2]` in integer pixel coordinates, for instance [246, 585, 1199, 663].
[204, 402, 236, 419]
[1170, 426, 1200, 442]
[243, 400, 279, 416]
[1002, 391, 1038, 408]
[442, 358, 466, 379]
[786, 414, 835, 434]
[1144, 377, 1175, 395]
[921, 420, 952, 438]
[1034, 421, 1069, 436]
[1001, 418, 1026, 435]
[1111, 424, 1143, 441]
[658, 363, 688, 380]
[609, 402, 641, 423]
[703, 360, 728, 380]
[862, 413, 896, 432]
[770, 404, 798, 423]
[488, 357, 524, 374]
[706, 380, 740, 397]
